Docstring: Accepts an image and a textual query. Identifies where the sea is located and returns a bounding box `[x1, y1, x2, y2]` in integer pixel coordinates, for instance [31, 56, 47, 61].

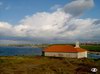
[0, 46, 100, 59]
[0, 46, 42, 56]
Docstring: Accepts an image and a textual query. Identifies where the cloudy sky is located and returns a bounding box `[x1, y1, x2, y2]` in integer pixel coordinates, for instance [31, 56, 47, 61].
[0, 0, 100, 44]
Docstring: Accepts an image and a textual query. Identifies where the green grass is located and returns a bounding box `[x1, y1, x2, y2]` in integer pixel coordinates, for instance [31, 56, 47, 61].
[0, 56, 100, 74]
[80, 45, 100, 52]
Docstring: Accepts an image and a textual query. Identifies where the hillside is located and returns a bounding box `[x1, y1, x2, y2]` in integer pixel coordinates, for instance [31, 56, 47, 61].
[0, 56, 100, 74]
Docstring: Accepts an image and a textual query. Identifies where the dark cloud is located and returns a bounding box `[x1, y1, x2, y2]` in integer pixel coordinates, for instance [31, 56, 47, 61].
[67, 24, 77, 31]
[62, 0, 94, 17]
[93, 20, 100, 25]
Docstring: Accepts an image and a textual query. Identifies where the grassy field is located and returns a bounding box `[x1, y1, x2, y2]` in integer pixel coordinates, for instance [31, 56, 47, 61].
[0, 56, 100, 74]
[80, 45, 100, 52]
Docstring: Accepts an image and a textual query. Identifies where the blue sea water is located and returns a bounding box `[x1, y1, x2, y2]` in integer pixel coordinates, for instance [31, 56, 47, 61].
[0, 46, 42, 56]
[88, 53, 100, 59]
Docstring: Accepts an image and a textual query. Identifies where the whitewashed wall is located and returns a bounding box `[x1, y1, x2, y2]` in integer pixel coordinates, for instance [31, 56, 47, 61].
[44, 51, 87, 58]
[78, 51, 87, 58]
[44, 52, 78, 58]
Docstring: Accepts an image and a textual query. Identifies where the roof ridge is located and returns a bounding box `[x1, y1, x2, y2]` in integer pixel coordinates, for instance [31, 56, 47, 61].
[43, 45, 87, 52]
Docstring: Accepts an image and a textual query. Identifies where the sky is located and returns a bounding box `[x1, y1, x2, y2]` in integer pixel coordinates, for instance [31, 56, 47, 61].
[0, 0, 100, 44]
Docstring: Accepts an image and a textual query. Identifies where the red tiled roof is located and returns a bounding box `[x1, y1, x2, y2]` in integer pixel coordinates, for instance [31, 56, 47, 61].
[43, 45, 87, 52]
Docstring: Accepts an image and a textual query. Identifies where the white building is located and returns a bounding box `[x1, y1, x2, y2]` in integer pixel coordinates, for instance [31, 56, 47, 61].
[43, 42, 87, 58]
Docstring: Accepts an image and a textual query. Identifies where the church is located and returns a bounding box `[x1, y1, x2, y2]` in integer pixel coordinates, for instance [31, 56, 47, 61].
[43, 42, 87, 58]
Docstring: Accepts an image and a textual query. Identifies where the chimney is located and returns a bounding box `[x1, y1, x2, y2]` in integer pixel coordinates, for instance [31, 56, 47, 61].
[75, 41, 80, 48]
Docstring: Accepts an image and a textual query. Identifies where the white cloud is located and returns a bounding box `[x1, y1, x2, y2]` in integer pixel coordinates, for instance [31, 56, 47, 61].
[0, 22, 14, 36]
[50, 4, 61, 10]
[0, 0, 100, 43]
[16, 11, 71, 38]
